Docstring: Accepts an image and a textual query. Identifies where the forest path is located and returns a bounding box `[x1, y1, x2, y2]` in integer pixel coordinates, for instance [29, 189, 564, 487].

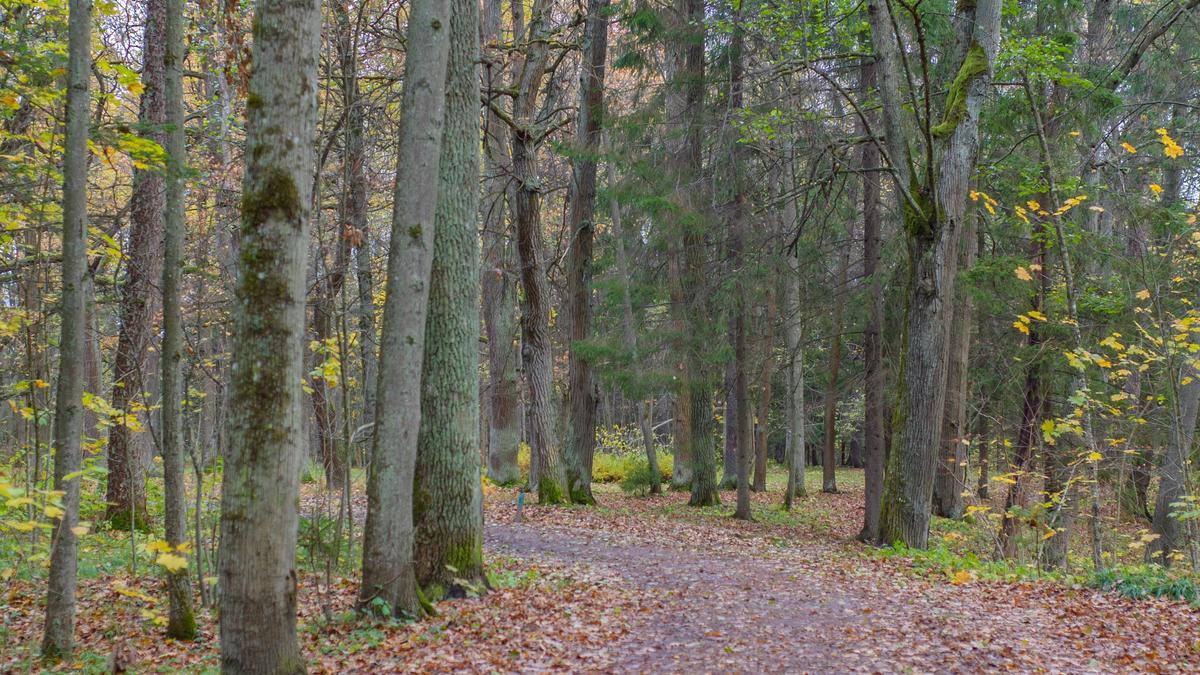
[484, 492, 1195, 673]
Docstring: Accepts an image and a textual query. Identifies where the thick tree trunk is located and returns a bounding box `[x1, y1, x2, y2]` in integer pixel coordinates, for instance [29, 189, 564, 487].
[933, 215, 976, 519]
[874, 0, 1000, 548]
[413, 0, 484, 591]
[217, 0, 320, 666]
[359, 0, 451, 617]
[161, 0, 196, 637]
[564, 0, 608, 504]
[41, 0, 89, 657]
[105, 0, 166, 529]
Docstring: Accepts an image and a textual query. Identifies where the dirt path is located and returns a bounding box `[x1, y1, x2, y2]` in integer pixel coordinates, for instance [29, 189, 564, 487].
[486, 507, 1198, 673]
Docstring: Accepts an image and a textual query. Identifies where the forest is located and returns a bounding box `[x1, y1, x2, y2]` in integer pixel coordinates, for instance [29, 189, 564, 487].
[2, 0, 1200, 667]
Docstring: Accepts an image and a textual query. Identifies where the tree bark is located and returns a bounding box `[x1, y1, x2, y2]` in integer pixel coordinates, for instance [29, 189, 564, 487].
[413, 0, 485, 592]
[480, 0, 520, 485]
[933, 214, 976, 519]
[509, 0, 568, 503]
[784, 251, 807, 509]
[753, 288, 777, 492]
[874, 0, 1001, 548]
[217, 0, 321, 666]
[105, 0, 167, 529]
[564, 0, 609, 504]
[359, 0, 451, 617]
[41, 0, 89, 657]
[161, 0, 196, 637]
[1149, 350, 1200, 566]
[857, 57, 884, 541]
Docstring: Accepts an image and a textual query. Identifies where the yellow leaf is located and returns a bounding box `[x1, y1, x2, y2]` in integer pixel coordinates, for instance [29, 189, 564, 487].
[146, 539, 172, 553]
[950, 569, 974, 585]
[1136, 289, 1151, 301]
[1086, 451, 1103, 462]
[1121, 142, 1137, 154]
[1014, 266, 1033, 281]
[1150, 183, 1163, 195]
[71, 524, 90, 537]
[43, 505, 64, 519]
[155, 553, 188, 573]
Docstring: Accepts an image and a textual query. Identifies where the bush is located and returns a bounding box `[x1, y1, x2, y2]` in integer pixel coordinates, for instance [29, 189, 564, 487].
[512, 442, 672, 485]
[620, 461, 658, 495]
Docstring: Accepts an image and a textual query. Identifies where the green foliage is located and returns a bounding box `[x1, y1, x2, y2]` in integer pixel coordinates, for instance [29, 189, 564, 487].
[1089, 566, 1199, 604]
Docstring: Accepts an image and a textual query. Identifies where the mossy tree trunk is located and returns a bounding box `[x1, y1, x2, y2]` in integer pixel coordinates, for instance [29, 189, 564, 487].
[359, 0, 451, 618]
[933, 214, 976, 520]
[871, 0, 1000, 549]
[217, 0, 321, 667]
[41, 0, 89, 657]
[161, 0, 196, 638]
[413, 0, 486, 593]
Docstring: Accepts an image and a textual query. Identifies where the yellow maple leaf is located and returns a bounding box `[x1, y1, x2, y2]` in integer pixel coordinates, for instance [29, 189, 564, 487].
[950, 569, 974, 585]
[155, 553, 188, 573]
[1014, 266, 1033, 281]
[1150, 183, 1163, 195]
[1121, 142, 1137, 154]
[1135, 289, 1151, 301]
[146, 539, 172, 553]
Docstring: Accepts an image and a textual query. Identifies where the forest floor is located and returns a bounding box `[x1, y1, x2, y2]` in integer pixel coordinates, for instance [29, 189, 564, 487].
[3, 468, 1200, 672]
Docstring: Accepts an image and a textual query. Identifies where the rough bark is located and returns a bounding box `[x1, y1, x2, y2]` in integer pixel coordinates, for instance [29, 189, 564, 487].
[413, 0, 485, 592]
[105, 0, 166, 529]
[161, 0, 196, 637]
[933, 215, 976, 519]
[564, 0, 609, 504]
[217, 0, 321, 666]
[509, 0, 568, 503]
[874, 0, 1001, 548]
[359, 0, 451, 617]
[721, 359, 739, 489]
[41, 0, 89, 657]
[753, 288, 777, 492]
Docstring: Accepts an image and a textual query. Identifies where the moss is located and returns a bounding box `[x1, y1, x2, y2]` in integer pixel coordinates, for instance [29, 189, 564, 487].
[167, 603, 197, 640]
[407, 223, 423, 240]
[931, 42, 988, 139]
[240, 166, 301, 230]
[538, 475, 567, 504]
[246, 92, 264, 110]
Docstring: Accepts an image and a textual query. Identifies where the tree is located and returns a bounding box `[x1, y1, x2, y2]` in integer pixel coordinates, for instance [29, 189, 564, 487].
[160, 0, 196, 638]
[105, 0, 167, 530]
[564, 0, 610, 505]
[40, 0, 89, 656]
[217, 0, 321, 666]
[871, 0, 1002, 548]
[413, 0, 486, 592]
[358, 0, 452, 617]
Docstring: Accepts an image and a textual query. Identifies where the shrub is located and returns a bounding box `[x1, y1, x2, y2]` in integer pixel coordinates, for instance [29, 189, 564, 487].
[1090, 566, 1199, 603]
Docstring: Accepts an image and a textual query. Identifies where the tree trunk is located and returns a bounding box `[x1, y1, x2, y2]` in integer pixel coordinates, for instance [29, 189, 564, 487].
[975, 408, 989, 500]
[161, 0, 196, 637]
[784, 250, 807, 509]
[480, 0, 520, 485]
[217, 0, 321, 666]
[510, 0, 568, 504]
[564, 0, 608, 504]
[933, 214, 976, 519]
[821, 228, 850, 494]
[873, 0, 1001, 548]
[41, 0, 89, 657]
[753, 288, 776, 492]
[359, 0, 451, 617]
[413, 0, 485, 593]
[105, 0, 166, 529]
[858, 58, 884, 539]
[721, 359, 739, 489]
[1149, 351, 1200, 566]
